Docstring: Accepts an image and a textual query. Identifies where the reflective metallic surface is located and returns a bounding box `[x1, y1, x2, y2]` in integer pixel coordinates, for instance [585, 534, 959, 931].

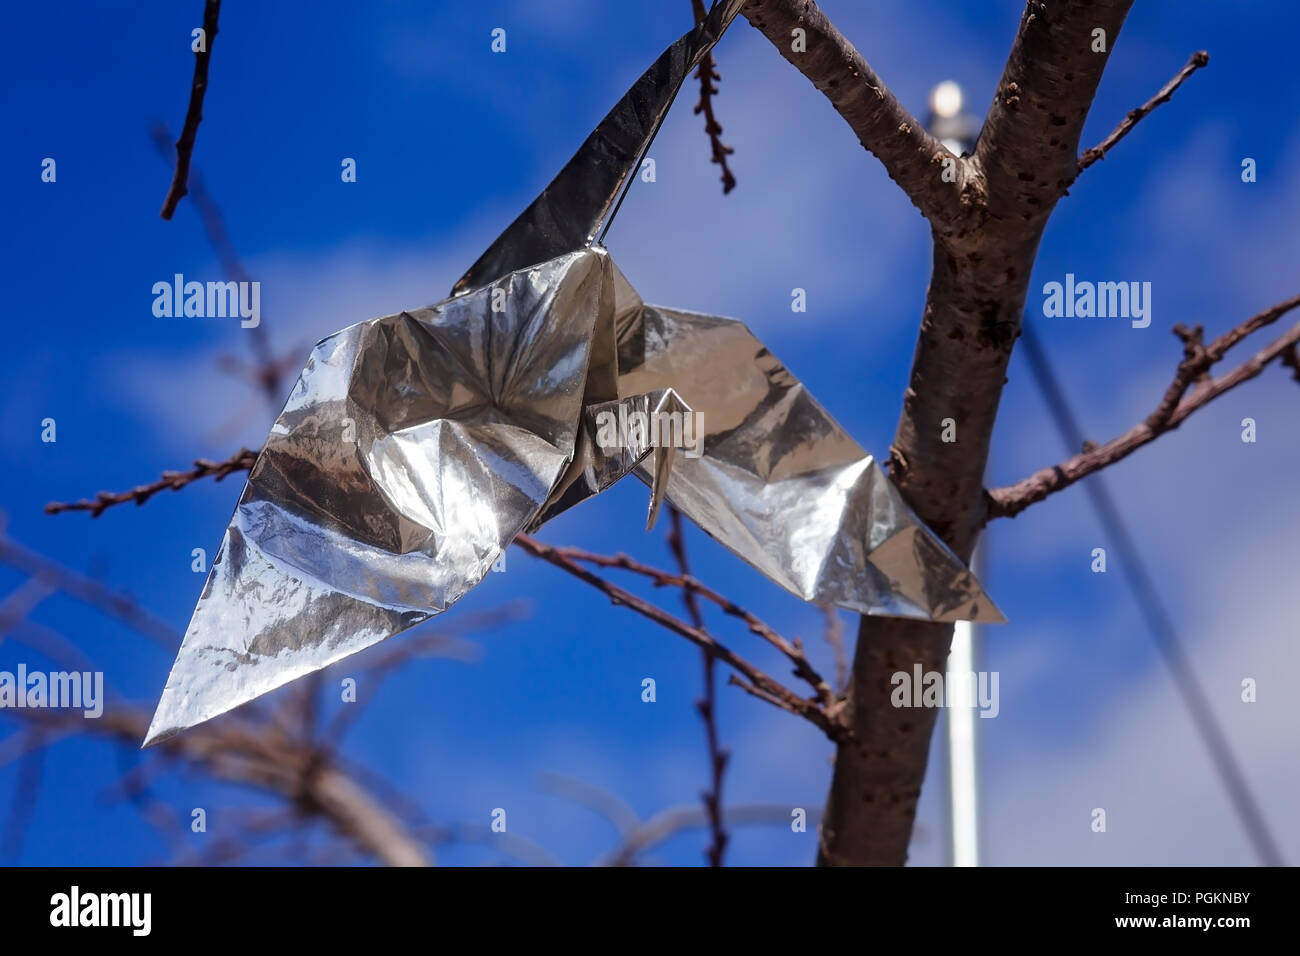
[618, 296, 1001, 622]
[146, 249, 620, 744]
[453, 0, 750, 295]
[146, 0, 1000, 745]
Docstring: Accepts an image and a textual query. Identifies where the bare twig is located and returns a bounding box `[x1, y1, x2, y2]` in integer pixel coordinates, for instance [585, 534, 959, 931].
[11, 705, 431, 866]
[44, 448, 257, 518]
[318, 605, 527, 745]
[536, 772, 642, 838]
[1, 733, 46, 861]
[988, 296, 1300, 520]
[0, 727, 73, 772]
[1282, 344, 1300, 383]
[1076, 51, 1210, 180]
[150, 124, 293, 405]
[0, 534, 177, 649]
[666, 505, 729, 866]
[741, 0, 965, 224]
[515, 534, 848, 741]
[41, 445, 844, 741]
[160, 0, 222, 219]
[690, 0, 737, 193]
[5, 525, 807, 867]
[598, 804, 814, 867]
[0, 576, 56, 644]
[417, 822, 561, 867]
[527, 540, 836, 706]
[0, 528, 436, 866]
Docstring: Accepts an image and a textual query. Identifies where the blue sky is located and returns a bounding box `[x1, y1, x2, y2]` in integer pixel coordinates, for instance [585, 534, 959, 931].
[2, 0, 1298, 865]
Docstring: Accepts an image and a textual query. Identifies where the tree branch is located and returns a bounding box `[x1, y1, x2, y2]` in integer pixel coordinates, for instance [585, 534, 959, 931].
[0, 534, 178, 649]
[818, 0, 1139, 868]
[536, 772, 642, 838]
[975, 0, 1135, 226]
[527, 538, 836, 707]
[598, 803, 812, 867]
[160, 0, 221, 220]
[150, 124, 294, 406]
[690, 0, 737, 193]
[515, 533, 848, 741]
[741, 0, 970, 225]
[1075, 50, 1209, 181]
[1282, 343, 1300, 384]
[12, 704, 431, 866]
[988, 297, 1300, 520]
[43, 445, 846, 741]
[44, 448, 257, 517]
[318, 606, 524, 745]
[666, 505, 729, 866]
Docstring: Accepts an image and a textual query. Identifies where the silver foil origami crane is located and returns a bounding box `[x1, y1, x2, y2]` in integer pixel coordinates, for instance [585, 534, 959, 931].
[145, 0, 1001, 746]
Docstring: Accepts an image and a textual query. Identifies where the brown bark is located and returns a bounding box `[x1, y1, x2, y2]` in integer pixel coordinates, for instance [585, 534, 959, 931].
[745, 0, 1136, 864]
[111, 711, 432, 866]
[742, 0, 978, 223]
[989, 308, 1300, 520]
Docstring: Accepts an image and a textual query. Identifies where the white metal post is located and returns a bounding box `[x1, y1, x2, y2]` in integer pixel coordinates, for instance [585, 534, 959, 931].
[947, 553, 981, 867]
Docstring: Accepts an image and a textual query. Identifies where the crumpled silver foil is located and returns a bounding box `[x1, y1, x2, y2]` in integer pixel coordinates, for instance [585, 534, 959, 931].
[145, 0, 1000, 746]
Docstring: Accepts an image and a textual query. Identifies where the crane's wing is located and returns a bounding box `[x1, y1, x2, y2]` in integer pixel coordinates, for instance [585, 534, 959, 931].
[145, 250, 615, 745]
[617, 296, 1003, 624]
[146, 2, 748, 745]
[535, 259, 1004, 624]
[443, 0, 1000, 621]
[453, 0, 748, 294]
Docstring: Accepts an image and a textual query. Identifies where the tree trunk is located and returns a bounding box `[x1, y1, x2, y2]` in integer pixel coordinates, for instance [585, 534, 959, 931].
[741, 0, 1136, 865]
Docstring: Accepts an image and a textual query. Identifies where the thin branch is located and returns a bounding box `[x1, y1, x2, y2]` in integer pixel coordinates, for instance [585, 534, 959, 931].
[107, 750, 190, 861]
[536, 772, 642, 838]
[725, 673, 811, 720]
[989, 296, 1300, 520]
[152, 125, 247, 283]
[690, 0, 737, 193]
[598, 803, 812, 867]
[418, 822, 562, 868]
[318, 605, 525, 746]
[13, 704, 430, 867]
[530, 541, 836, 706]
[44, 448, 257, 517]
[1282, 343, 1300, 384]
[666, 505, 728, 866]
[1075, 51, 1209, 180]
[150, 123, 291, 405]
[6, 534, 752, 868]
[1144, 322, 1212, 430]
[741, 0, 965, 224]
[1012, 320, 1285, 867]
[42, 443, 844, 742]
[0, 534, 177, 649]
[0, 532, 430, 868]
[515, 533, 848, 741]
[0, 727, 73, 772]
[160, 0, 222, 219]
[0, 575, 56, 645]
[1, 737, 46, 861]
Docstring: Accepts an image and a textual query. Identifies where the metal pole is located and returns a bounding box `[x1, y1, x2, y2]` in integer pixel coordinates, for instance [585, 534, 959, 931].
[947, 551, 981, 866]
